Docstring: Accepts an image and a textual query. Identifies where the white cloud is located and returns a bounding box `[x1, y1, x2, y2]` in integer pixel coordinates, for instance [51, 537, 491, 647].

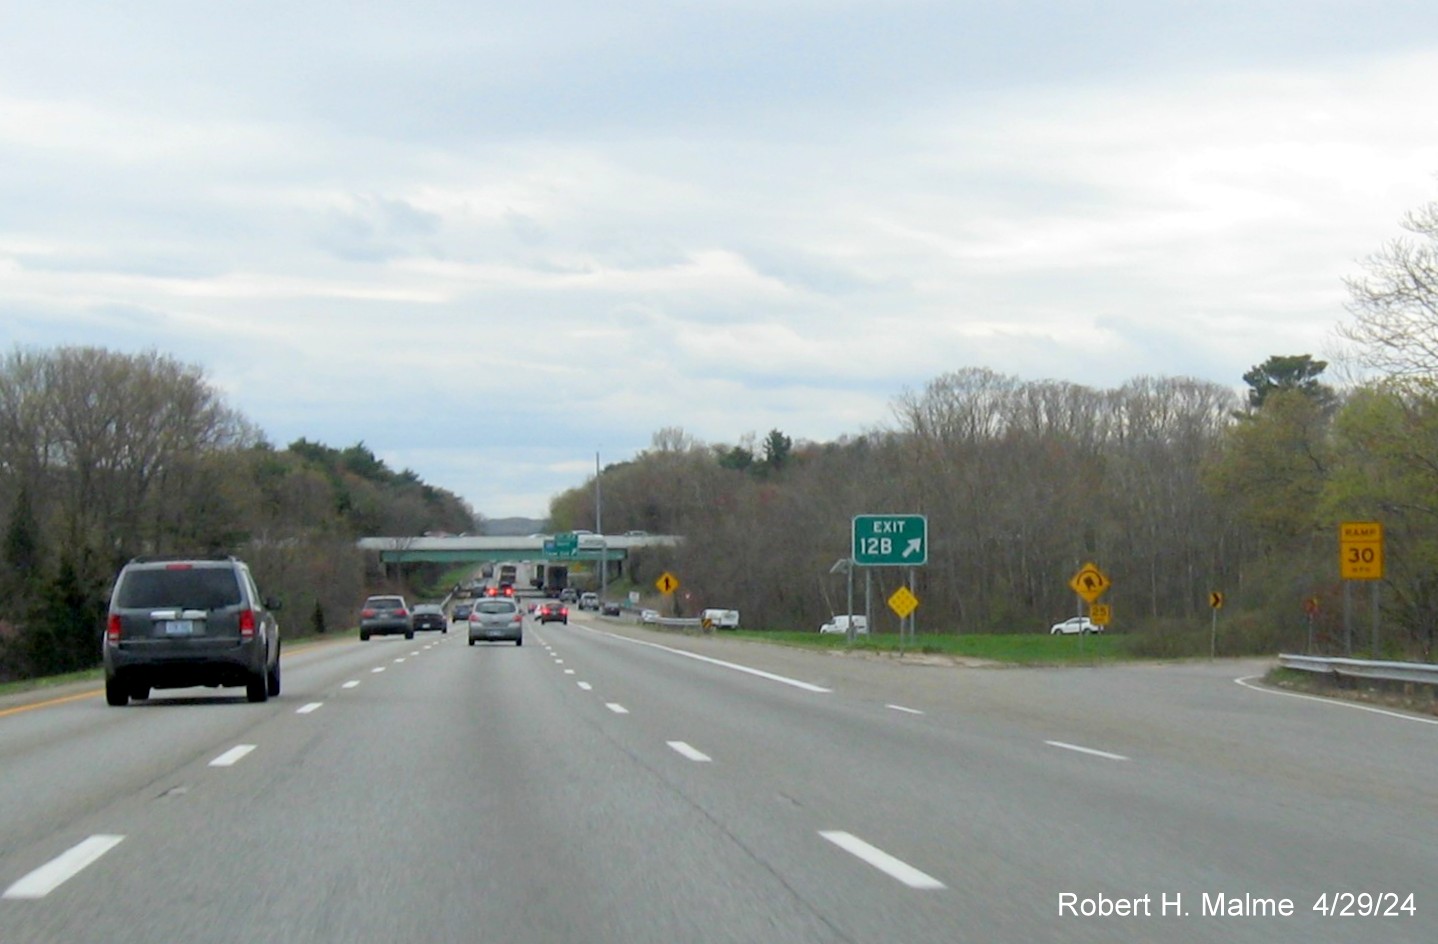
[4, 3, 1438, 516]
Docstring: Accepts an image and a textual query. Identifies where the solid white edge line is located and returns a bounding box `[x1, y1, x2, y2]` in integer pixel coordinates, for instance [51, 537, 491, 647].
[887, 704, 924, 715]
[667, 741, 712, 762]
[819, 831, 945, 890]
[1045, 740, 1129, 761]
[209, 744, 257, 767]
[1235, 674, 1438, 725]
[606, 703, 629, 714]
[296, 702, 323, 714]
[583, 627, 832, 693]
[3, 835, 126, 900]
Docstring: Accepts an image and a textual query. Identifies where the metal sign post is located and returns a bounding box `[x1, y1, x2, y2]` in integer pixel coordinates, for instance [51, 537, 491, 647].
[1339, 521, 1383, 657]
[1068, 562, 1112, 658]
[1208, 591, 1224, 660]
[852, 514, 927, 648]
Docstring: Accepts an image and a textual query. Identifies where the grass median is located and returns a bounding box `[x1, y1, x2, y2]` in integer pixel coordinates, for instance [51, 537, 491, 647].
[726, 630, 1130, 665]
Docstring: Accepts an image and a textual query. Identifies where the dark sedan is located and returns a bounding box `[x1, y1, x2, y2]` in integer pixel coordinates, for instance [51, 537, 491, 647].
[537, 602, 569, 624]
[411, 603, 448, 634]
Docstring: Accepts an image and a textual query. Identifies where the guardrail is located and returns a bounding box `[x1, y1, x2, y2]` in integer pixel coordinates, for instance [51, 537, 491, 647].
[643, 616, 705, 632]
[1278, 653, 1438, 686]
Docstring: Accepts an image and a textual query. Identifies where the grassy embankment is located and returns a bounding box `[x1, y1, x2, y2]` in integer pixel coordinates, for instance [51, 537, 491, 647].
[1262, 665, 1438, 717]
[727, 630, 1130, 665]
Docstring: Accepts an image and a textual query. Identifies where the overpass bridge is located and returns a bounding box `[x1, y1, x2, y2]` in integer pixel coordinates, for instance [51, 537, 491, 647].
[355, 533, 680, 565]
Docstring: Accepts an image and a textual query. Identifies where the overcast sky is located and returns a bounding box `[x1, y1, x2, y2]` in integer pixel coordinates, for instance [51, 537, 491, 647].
[4, 1, 1438, 520]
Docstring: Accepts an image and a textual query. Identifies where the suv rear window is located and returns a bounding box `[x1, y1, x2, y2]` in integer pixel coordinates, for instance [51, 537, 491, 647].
[116, 567, 243, 610]
[365, 597, 405, 608]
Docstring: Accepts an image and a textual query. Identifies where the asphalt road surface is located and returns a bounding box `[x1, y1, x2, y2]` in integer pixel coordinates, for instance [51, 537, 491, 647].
[1, 618, 1433, 944]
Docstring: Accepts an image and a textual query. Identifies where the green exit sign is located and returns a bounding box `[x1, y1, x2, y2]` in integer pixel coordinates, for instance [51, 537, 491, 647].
[852, 514, 927, 566]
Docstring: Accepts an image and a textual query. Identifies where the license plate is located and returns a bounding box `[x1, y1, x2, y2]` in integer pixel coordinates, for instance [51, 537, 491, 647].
[162, 620, 196, 635]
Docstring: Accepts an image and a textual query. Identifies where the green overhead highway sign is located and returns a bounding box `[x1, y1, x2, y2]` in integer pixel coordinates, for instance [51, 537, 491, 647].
[852, 514, 927, 566]
[554, 532, 578, 557]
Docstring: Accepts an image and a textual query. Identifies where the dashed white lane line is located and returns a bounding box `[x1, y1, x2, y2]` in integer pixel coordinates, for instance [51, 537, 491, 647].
[209, 745, 256, 767]
[819, 831, 945, 890]
[564, 669, 576, 675]
[667, 741, 712, 762]
[887, 704, 924, 715]
[371, 667, 386, 674]
[3, 835, 126, 900]
[1045, 740, 1129, 761]
[606, 703, 629, 715]
[393, 658, 406, 664]
[409, 651, 420, 656]
[342, 681, 360, 689]
[578, 682, 593, 691]
[296, 702, 323, 715]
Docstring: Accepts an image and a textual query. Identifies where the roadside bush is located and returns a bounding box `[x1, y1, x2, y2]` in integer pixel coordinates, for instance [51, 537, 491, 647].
[1123, 618, 1209, 659]
[1124, 609, 1307, 659]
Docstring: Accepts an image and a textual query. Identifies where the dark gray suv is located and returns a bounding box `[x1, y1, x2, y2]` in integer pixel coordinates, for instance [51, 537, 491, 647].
[103, 556, 282, 706]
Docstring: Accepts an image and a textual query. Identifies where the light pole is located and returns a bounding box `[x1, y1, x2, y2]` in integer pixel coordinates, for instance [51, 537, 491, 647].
[595, 451, 606, 601]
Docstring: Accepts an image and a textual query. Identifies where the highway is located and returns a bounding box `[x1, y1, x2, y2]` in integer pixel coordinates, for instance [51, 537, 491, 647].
[0, 616, 1433, 943]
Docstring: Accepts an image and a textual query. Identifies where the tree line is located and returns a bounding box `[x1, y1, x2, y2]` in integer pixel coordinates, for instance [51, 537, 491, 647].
[547, 193, 1438, 661]
[0, 346, 476, 681]
[11, 192, 1438, 675]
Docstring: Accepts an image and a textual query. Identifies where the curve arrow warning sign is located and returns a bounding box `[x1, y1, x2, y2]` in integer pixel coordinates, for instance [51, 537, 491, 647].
[1069, 563, 1111, 603]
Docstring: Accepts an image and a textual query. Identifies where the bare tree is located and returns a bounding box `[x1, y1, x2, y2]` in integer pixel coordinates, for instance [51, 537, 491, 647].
[1342, 197, 1438, 379]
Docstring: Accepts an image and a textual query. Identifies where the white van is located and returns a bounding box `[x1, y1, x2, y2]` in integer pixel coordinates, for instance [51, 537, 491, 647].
[702, 608, 740, 629]
[819, 615, 868, 634]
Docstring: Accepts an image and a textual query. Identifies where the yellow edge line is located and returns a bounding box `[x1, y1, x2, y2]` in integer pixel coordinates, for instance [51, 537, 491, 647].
[0, 636, 356, 719]
[0, 688, 102, 718]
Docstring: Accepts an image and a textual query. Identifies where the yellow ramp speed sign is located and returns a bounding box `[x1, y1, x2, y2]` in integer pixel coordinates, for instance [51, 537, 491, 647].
[1339, 521, 1383, 580]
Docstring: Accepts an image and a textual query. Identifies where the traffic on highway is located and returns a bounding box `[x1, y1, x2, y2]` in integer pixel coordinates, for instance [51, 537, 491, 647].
[1, 584, 1433, 944]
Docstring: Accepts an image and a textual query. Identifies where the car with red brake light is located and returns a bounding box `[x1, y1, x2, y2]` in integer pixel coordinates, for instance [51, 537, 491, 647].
[537, 602, 569, 624]
[360, 595, 412, 640]
[469, 597, 523, 645]
[102, 555, 282, 705]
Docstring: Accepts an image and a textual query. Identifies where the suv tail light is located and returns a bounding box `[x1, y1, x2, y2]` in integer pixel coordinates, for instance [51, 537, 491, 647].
[239, 609, 256, 640]
[106, 614, 122, 644]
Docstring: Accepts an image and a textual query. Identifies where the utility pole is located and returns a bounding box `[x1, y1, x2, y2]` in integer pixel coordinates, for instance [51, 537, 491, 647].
[596, 451, 606, 600]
